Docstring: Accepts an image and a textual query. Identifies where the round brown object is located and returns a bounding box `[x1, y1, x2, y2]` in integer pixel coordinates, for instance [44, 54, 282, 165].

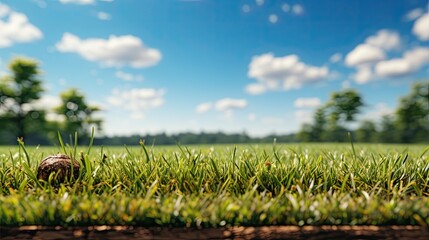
[37, 154, 80, 183]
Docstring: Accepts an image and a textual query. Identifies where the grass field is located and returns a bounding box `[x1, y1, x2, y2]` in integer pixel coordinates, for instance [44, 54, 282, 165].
[0, 142, 428, 227]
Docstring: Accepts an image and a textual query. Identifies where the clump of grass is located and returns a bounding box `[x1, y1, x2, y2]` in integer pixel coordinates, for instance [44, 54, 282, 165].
[0, 141, 428, 227]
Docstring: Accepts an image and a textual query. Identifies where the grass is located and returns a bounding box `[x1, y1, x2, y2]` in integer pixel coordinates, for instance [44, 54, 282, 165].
[0, 142, 428, 227]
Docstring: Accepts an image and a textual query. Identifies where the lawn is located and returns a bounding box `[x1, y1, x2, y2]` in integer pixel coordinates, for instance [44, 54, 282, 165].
[0, 142, 428, 227]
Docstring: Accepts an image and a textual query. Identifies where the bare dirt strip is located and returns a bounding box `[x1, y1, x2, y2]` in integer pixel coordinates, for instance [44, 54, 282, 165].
[1, 225, 428, 240]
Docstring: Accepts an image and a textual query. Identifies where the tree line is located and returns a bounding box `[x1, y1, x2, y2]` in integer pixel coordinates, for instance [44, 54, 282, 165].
[297, 82, 429, 143]
[0, 57, 428, 145]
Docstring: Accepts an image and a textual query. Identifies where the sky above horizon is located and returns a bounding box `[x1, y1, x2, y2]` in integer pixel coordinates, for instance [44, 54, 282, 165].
[0, 0, 428, 137]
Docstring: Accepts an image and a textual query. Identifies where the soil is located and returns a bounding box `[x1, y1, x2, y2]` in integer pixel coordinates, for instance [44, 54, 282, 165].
[1, 225, 428, 240]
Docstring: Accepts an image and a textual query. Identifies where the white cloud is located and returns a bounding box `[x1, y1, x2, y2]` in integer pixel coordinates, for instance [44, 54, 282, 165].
[365, 30, 401, 50]
[0, 3, 10, 17]
[353, 66, 374, 84]
[345, 29, 428, 83]
[413, 13, 429, 41]
[0, 4, 43, 48]
[56, 33, 162, 68]
[215, 98, 247, 112]
[97, 11, 111, 21]
[196, 98, 247, 117]
[405, 8, 424, 21]
[345, 44, 385, 67]
[59, 0, 95, 5]
[21, 95, 66, 122]
[245, 83, 267, 95]
[23, 95, 61, 112]
[248, 53, 329, 91]
[375, 47, 429, 77]
[361, 103, 394, 121]
[107, 88, 165, 119]
[269, 14, 278, 24]
[115, 70, 143, 81]
[294, 110, 313, 124]
[330, 53, 342, 63]
[375, 59, 412, 78]
[195, 102, 212, 113]
[292, 4, 304, 15]
[294, 97, 321, 108]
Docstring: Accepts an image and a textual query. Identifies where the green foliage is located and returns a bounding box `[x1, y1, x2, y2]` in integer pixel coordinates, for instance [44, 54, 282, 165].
[298, 82, 429, 143]
[0, 143, 428, 227]
[328, 89, 364, 122]
[355, 120, 377, 143]
[396, 81, 429, 143]
[0, 57, 46, 144]
[55, 88, 102, 143]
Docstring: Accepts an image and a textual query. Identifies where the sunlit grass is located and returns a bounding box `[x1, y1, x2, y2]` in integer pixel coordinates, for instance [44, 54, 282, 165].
[0, 143, 428, 227]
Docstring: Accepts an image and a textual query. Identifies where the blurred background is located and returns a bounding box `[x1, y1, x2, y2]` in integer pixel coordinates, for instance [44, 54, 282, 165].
[0, 0, 428, 145]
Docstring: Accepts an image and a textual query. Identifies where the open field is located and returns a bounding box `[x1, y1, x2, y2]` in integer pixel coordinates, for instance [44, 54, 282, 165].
[0, 143, 428, 233]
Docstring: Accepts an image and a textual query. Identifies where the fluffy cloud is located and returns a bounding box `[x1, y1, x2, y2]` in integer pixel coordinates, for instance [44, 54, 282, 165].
[195, 102, 212, 113]
[0, 3, 10, 17]
[294, 98, 321, 108]
[330, 53, 342, 63]
[21, 95, 66, 122]
[353, 66, 373, 84]
[294, 110, 313, 124]
[413, 14, 429, 41]
[404, 8, 424, 21]
[196, 98, 247, 116]
[365, 30, 401, 50]
[345, 30, 400, 68]
[59, 0, 95, 5]
[248, 53, 329, 91]
[345, 44, 386, 67]
[375, 47, 429, 77]
[56, 33, 162, 68]
[0, 3, 43, 48]
[215, 98, 247, 112]
[115, 70, 143, 81]
[107, 88, 165, 119]
[245, 83, 267, 95]
[97, 11, 111, 21]
[361, 103, 394, 121]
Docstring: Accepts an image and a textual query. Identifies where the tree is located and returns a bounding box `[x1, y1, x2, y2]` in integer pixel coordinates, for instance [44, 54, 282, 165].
[328, 89, 364, 122]
[395, 81, 429, 143]
[355, 120, 377, 142]
[55, 88, 102, 142]
[377, 115, 398, 143]
[0, 57, 45, 143]
[324, 89, 363, 142]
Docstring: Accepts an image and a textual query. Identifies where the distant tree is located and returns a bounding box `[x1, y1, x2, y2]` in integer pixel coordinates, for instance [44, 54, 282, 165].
[55, 88, 102, 142]
[0, 57, 46, 143]
[297, 123, 313, 142]
[377, 115, 398, 143]
[355, 120, 377, 142]
[325, 89, 364, 142]
[297, 107, 327, 142]
[328, 89, 364, 123]
[311, 107, 328, 141]
[395, 81, 429, 143]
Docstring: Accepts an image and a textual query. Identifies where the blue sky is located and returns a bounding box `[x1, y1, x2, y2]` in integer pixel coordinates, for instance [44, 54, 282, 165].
[1, 0, 428, 137]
